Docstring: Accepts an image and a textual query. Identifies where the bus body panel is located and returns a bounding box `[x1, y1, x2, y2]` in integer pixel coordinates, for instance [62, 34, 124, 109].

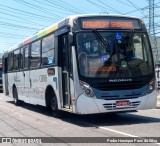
[69, 77, 76, 112]
[16, 71, 28, 103]
[8, 72, 14, 97]
[72, 46, 84, 98]
[7, 67, 62, 108]
[142, 90, 157, 109]
[76, 94, 100, 114]
[76, 90, 157, 114]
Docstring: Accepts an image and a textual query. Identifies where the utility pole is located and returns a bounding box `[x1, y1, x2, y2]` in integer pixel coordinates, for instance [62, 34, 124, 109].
[148, 0, 158, 64]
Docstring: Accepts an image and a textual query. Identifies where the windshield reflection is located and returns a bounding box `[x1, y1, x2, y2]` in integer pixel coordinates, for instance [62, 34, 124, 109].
[76, 32, 153, 78]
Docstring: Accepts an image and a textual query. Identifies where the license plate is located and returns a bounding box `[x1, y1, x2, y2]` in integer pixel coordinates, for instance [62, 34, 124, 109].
[116, 100, 130, 106]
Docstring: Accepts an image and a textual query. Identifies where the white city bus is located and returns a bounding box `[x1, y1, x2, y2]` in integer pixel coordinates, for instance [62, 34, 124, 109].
[2, 14, 157, 116]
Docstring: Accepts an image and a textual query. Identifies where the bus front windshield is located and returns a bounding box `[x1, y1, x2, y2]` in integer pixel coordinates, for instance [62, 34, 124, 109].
[76, 31, 154, 78]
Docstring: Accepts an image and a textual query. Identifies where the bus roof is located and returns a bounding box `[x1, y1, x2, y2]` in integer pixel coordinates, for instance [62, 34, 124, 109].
[6, 14, 141, 53]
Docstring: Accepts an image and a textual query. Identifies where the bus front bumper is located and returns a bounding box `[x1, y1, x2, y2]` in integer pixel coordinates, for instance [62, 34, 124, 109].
[76, 90, 157, 114]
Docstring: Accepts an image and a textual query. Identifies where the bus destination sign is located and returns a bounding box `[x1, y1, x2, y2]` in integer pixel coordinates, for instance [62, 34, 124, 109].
[81, 18, 140, 29]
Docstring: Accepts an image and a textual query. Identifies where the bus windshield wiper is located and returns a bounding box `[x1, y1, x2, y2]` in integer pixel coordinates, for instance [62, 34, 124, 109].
[92, 30, 110, 54]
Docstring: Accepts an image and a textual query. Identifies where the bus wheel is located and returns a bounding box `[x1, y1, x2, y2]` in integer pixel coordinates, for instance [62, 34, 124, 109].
[13, 88, 20, 106]
[50, 96, 61, 117]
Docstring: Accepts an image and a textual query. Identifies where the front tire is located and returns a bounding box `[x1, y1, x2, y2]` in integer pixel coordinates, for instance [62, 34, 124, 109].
[50, 96, 61, 117]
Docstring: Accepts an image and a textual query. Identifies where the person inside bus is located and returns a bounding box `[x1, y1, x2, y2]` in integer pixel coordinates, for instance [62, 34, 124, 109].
[126, 45, 135, 60]
[90, 40, 99, 56]
[77, 38, 89, 55]
[78, 34, 99, 56]
[77, 39, 89, 76]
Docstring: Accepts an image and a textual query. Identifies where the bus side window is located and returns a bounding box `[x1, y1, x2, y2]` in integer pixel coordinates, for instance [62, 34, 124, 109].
[13, 49, 20, 71]
[8, 53, 14, 72]
[42, 34, 55, 66]
[24, 46, 29, 69]
[20, 48, 24, 70]
[30, 40, 41, 68]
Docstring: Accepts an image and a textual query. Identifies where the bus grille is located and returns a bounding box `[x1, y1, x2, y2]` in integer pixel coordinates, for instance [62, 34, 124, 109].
[101, 93, 142, 100]
[94, 81, 145, 90]
[103, 101, 141, 110]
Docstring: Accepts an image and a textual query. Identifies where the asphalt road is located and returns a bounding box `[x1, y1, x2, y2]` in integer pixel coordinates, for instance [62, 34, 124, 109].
[0, 93, 160, 146]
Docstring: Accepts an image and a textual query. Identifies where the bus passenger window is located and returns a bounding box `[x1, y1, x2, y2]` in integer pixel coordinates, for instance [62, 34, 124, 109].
[31, 40, 40, 68]
[20, 48, 23, 69]
[42, 34, 55, 66]
[24, 46, 29, 69]
[13, 49, 20, 70]
[8, 53, 14, 71]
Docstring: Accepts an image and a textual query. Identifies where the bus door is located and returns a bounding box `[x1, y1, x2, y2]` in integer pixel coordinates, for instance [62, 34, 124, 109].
[3, 55, 9, 95]
[58, 34, 71, 108]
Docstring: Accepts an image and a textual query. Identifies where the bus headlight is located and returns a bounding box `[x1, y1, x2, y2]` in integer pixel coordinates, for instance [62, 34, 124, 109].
[80, 81, 95, 98]
[147, 78, 156, 94]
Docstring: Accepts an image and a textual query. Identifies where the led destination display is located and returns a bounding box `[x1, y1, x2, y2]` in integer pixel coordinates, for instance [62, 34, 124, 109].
[81, 18, 141, 29]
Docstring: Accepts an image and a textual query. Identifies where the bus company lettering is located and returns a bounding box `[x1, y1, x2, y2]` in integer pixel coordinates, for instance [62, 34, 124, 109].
[109, 79, 132, 82]
[87, 66, 116, 72]
[39, 75, 47, 82]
